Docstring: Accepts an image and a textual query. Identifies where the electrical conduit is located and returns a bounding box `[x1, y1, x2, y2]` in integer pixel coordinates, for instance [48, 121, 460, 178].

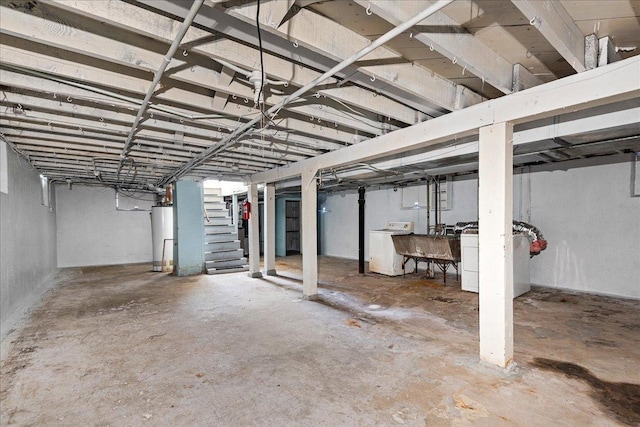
[159, 0, 455, 185]
[116, 0, 205, 180]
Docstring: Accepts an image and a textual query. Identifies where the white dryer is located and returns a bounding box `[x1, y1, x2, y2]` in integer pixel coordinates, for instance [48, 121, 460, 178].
[369, 222, 414, 276]
[461, 233, 530, 297]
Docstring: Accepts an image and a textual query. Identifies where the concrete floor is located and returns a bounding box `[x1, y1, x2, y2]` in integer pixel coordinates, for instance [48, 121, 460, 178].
[1, 256, 639, 426]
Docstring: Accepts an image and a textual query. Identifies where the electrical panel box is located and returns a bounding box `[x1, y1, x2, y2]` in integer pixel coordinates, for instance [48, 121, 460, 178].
[430, 177, 452, 211]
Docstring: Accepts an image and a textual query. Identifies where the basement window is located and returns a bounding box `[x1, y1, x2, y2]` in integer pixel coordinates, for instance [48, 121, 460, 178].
[0, 140, 7, 194]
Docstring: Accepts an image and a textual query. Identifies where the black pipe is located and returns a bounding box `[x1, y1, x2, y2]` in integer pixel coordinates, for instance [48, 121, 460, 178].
[358, 186, 366, 274]
[434, 177, 440, 231]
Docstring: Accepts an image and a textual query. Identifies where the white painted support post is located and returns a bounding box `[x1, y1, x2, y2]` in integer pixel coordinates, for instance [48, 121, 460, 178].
[301, 167, 318, 298]
[232, 194, 239, 234]
[263, 183, 277, 276]
[247, 183, 262, 278]
[478, 122, 514, 368]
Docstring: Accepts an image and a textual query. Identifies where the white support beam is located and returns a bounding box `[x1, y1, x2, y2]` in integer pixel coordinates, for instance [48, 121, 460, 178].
[478, 121, 514, 368]
[355, 0, 539, 94]
[263, 183, 277, 276]
[333, 99, 640, 178]
[247, 183, 262, 278]
[512, 0, 587, 72]
[301, 167, 318, 298]
[250, 56, 640, 184]
[232, 194, 239, 235]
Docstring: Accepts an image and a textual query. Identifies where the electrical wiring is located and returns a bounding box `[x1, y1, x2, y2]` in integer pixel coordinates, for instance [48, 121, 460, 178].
[265, 93, 389, 136]
[116, 157, 137, 185]
[0, 134, 37, 170]
[251, 0, 285, 135]
[256, 0, 267, 124]
[116, 188, 157, 201]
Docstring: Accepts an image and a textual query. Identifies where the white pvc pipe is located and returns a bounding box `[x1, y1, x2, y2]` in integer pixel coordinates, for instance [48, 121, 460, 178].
[118, 0, 204, 175]
[162, 0, 454, 184]
[5, 63, 219, 121]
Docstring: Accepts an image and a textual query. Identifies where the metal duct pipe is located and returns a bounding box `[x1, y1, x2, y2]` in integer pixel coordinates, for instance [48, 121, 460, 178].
[117, 0, 205, 178]
[160, 0, 455, 185]
[453, 221, 478, 234]
[453, 220, 548, 255]
[513, 220, 548, 254]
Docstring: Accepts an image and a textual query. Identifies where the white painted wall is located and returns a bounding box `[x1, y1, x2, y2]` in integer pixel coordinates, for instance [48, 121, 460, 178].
[528, 156, 639, 299]
[320, 154, 640, 299]
[1, 148, 57, 339]
[56, 186, 153, 268]
[320, 176, 478, 261]
[204, 179, 247, 196]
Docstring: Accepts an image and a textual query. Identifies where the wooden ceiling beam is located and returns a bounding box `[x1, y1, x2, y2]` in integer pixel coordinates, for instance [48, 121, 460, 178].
[353, 0, 540, 94]
[41, 0, 417, 125]
[511, 0, 588, 72]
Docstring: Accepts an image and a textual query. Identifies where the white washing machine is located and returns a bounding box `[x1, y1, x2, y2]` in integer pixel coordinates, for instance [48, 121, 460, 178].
[461, 233, 530, 297]
[369, 222, 414, 276]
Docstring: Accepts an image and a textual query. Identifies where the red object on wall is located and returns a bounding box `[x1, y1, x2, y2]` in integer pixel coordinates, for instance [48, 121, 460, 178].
[242, 200, 251, 220]
[530, 239, 548, 255]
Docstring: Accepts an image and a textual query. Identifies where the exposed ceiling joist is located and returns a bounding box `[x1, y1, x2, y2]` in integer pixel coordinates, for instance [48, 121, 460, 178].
[511, 0, 588, 72]
[1, 0, 638, 189]
[352, 0, 541, 94]
[210, 66, 235, 111]
[0, 88, 327, 158]
[138, 0, 485, 116]
[250, 56, 640, 183]
[334, 99, 640, 180]
[0, 38, 375, 145]
[3, 5, 391, 137]
[42, 0, 417, 125]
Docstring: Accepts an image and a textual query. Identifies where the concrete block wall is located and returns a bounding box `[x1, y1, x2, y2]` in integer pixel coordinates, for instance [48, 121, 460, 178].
[56, 186, 153, 268]
[320, 154, 640, 299]
[1, 148, 57, 339]
[527, 155, 639, 298]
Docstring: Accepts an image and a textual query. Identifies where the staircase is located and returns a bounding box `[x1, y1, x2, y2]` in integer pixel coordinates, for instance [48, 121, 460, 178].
[203, 188, 248, 274]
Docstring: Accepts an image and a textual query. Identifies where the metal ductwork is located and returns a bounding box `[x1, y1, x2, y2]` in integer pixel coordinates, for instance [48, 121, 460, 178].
[453, 220, 548, 256]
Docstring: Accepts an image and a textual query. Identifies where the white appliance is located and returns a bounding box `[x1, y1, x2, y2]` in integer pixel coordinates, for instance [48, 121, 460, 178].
[461, 233, 530, 297]
[369, 222, 414, 276]
[151, 206, 174, 272]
